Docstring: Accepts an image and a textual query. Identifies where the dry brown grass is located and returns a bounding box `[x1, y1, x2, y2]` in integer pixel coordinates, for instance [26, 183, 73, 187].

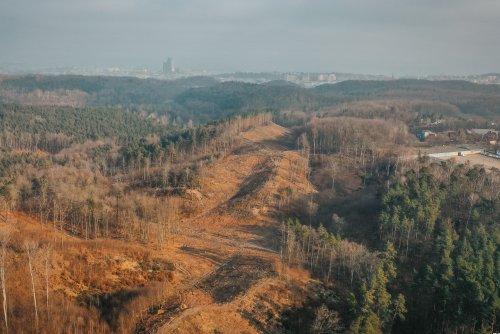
[134, 123, 315, 333]
[0, 213, 179, 333]
[240, 123, 291, 143]
[1, 122, 317, 333]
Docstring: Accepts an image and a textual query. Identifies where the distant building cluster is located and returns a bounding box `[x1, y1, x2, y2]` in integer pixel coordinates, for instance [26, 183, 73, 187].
[422, 74, 500, 84]
[284, 73, 337, 87]
[5, 58, 498, 87]
[417, 128, 500, 144]
[470, 75, 498, 84]
[417, 130, 437, 141]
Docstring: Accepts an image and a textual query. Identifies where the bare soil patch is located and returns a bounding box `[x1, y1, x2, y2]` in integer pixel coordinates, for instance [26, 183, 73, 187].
[197, 254, 274, 303]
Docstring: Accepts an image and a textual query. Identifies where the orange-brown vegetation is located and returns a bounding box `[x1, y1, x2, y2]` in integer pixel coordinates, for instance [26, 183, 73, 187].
[1, 76, 498, 334]
[0, 122, 318, 333]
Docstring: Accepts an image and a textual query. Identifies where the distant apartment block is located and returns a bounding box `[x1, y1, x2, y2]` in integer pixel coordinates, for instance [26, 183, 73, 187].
[284, 72, 337, 86]
[163, 57, 175, 75]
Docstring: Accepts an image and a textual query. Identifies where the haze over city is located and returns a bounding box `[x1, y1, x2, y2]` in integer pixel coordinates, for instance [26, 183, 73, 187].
[1, 0, 500, 75]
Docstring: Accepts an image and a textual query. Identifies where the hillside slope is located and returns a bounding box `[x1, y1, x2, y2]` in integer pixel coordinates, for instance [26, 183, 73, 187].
[137, 122, 315, 333]
[0, 122, 316, 333]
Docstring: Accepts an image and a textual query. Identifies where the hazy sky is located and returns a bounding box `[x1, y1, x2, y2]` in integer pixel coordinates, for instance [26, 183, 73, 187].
[1, 0, 500, 75]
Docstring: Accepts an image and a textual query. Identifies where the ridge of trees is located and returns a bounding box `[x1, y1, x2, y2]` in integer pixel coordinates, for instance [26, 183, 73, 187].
[0, 75, 218, 105]
[2, 76, 499, 126]
[0, 104, 163, 153]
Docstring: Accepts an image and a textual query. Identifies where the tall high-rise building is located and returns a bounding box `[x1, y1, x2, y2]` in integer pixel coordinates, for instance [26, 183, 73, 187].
[162, 57, 175, 75]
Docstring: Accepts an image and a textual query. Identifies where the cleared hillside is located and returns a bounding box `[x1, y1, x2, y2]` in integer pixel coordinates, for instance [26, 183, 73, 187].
[0, 122, 315, 333]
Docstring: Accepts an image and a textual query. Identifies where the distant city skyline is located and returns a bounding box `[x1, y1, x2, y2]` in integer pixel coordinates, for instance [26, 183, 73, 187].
[1, 0, 500, 76]
[1, 61, 500, 82]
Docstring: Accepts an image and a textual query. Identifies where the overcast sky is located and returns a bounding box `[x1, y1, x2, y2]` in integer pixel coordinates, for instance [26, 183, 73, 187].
[1, 0, 499, 75]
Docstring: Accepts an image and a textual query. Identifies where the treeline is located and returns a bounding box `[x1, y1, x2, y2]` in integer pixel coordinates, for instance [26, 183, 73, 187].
[122, 112, 272, 167]
[294, 117, 413, 187]
[0, 104, 162, 153]
[321, 99, 496, 132]
[0, 75, 218, 107]
[4, 75, 498, 128]
[281, 219, 406, 333]
[0, 113, 273, 241]
[174, 79, 500, 121]
[313, 79, 500, 119]
[324, 100, 461, 123]
[281, 219, 375, 285]
[172, 81, 317, 122]
[111, 112, 273, 192]
[379, 161, 499, 333]
[303, 117, 412, 156]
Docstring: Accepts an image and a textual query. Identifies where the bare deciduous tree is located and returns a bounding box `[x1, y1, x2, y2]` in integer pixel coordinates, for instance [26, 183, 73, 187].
[0, 231, 9, 334]
[40, 244, 52, 323]
[24, 240, 40, 333]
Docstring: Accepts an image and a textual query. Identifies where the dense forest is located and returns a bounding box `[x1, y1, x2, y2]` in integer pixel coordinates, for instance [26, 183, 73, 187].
[0, 75, 218, 106]
[2, 75, 500, 127]
[279, 140, 499, 334]
[380, 161, 499, 333]
[0, 104, 164, 152]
